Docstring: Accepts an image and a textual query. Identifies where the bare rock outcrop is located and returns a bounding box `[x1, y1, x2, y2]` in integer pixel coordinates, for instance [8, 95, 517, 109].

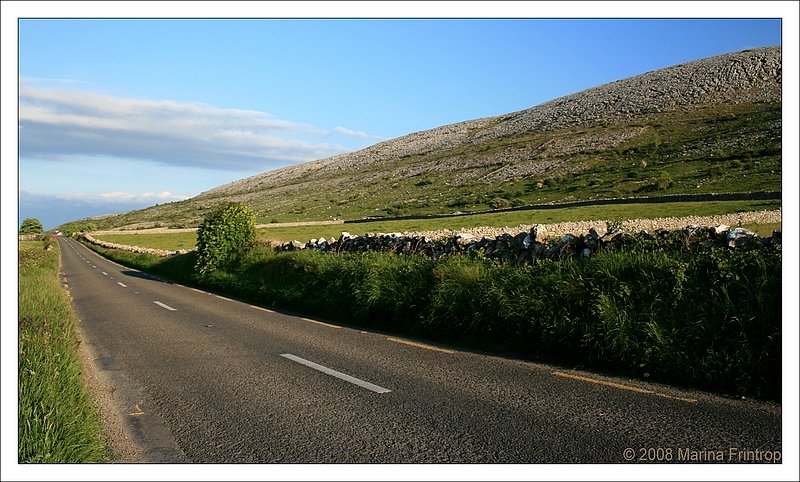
[201, 47, 780, 199]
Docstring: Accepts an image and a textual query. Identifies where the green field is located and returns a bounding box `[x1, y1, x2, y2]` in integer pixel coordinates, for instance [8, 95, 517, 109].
[93, 199, 781, 250]
[18, 240, 107, 462]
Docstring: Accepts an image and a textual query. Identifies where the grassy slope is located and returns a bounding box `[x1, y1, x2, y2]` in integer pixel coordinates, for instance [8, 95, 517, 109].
[77, 102, 781, 231]
[301, 103, 781, 220]
[18, 240, 107, 462]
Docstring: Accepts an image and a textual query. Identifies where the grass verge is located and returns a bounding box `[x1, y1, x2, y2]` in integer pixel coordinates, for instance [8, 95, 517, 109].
[80, 234, 781, 401]
[18, 240, 107, 462]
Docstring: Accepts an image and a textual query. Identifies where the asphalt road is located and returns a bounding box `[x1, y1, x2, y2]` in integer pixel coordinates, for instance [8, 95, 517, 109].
[58, 237, 782, 464]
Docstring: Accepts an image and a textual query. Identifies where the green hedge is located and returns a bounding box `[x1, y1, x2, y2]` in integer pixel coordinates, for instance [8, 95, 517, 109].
[82, 238, 782, 400]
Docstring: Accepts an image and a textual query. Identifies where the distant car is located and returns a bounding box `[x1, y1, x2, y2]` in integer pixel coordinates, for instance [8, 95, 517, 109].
[53, 231, 63, 237]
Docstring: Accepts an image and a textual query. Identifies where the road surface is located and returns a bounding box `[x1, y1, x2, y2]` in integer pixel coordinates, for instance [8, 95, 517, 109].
[58, 237, 782, 464]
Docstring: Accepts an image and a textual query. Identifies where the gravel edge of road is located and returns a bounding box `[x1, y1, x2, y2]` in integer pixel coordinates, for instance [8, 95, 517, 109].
[64, 239, 186, 463]
[61, 239, 144, 463]
[74, 323, 145, 463]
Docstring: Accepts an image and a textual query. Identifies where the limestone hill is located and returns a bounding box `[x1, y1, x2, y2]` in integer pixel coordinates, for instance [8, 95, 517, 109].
[82, 46, 781, 231]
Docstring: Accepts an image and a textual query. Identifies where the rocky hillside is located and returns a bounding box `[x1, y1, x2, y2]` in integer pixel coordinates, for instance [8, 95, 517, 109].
[85, 46, 781, 230]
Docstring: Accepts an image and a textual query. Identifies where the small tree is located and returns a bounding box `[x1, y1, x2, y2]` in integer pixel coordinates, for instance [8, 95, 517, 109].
[195, 202, 256, 275]
[56, 220, 96, 237]
[19, 218, 44, 234]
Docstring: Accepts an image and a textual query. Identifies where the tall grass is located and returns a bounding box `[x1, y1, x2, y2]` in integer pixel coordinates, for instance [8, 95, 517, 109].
[81, 237, 782, 400]
[18, 241, 107, 462]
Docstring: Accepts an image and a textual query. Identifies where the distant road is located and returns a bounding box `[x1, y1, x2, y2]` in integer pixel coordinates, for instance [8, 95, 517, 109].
[59, 237, 781, 463]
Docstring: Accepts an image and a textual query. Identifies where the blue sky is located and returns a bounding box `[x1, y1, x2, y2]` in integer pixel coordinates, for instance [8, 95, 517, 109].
[10, 12, 787, 229]
[4, 4, 800, 481]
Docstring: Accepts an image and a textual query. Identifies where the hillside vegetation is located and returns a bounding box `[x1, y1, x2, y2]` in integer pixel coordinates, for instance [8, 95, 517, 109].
[72, 46, 781, 231]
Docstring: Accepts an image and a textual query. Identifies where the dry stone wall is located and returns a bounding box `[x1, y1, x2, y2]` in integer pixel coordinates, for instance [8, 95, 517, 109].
[412, 209, 781, 241]
[83, 209, 780, 262]
[276, 210, 781, 264]
[82, 234, 194, 257]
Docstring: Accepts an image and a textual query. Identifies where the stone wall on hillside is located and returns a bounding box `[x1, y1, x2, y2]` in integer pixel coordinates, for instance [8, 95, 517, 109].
[82, 234, 194, 257]
[276, 210, 781, 264]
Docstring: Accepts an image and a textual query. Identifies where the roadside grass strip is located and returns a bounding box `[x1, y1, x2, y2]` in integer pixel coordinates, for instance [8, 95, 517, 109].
[18, 241, 107, 462]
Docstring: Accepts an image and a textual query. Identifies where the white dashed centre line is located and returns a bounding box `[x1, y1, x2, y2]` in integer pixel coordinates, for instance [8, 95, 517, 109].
[102, 272, 108, 276]
[117, 282, 128, 288]
[279, 353, 391, 394]
[153, 301, 177, 311]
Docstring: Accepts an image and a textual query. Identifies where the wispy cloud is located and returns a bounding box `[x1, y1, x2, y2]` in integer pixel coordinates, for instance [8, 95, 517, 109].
[59, 190, 190, 204]
[334, 126, 386, 141]
[19, 190, 190, 230]
[334, 126, 369, 139]
[19, 84, 370, 171]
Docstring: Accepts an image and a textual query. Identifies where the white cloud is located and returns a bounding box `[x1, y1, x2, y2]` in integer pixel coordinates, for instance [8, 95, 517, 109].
[143, 191, 191, 200]
[96, 192, 137, 201]
[334, 126, 369, 139]
[334, 126, 386, 141]
[19, 190, 190, 230]
[18, 84, 369, 171]
[62, 191, 190, 204]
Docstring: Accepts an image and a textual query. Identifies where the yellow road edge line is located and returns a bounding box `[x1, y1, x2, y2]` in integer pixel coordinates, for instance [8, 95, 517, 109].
[653, 392, 699, 404]
[552, 371, 698, 403]
[552, 371, 654, 395]
[387, 337, 455, 354]
[301, 318, 340, 329]
[250, 305, 274, 313]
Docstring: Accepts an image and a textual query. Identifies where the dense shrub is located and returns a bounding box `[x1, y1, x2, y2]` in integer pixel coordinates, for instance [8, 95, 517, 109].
[84, 236, 781, 400]
[19, 217, 44, 234]
[195, 203, 256, 275]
